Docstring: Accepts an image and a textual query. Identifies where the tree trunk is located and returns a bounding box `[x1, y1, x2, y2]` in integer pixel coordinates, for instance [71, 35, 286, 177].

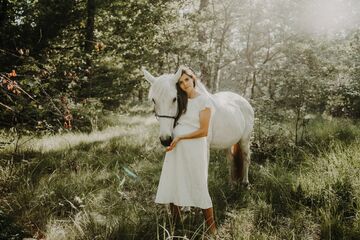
[243, 71, 250, 96]
[212, 19, 229, 92]
[268, 76, 275, 100]
[214, 68, 221, 92]
[250, 71, 256, 99]
[0, 0, 9, 48]
[295, 106, 301, 145]
[85, 0, 96, 53]
[198, 0, 211, 89]
[199, 0, 209, 11]
[213, 51, 222, 92]
[84, 0, 96, 96]
[138, 87, 144, 102]
[0, 0, 8, 27]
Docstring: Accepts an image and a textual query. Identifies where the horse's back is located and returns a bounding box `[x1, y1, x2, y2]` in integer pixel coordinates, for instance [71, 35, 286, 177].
[210, 91, 254, 148]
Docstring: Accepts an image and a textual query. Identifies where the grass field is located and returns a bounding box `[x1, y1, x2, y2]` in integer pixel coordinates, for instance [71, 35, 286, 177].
[1, 114, 360, 240]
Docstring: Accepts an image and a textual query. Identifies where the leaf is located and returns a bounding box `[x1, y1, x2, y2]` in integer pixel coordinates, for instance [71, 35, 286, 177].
[122, 166, 138, 179]
[7, 83, 13, 91]
[8, 70, 16, 77]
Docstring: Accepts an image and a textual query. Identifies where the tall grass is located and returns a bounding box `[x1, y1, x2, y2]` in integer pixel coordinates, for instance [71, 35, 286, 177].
[1, 115, 360, 239]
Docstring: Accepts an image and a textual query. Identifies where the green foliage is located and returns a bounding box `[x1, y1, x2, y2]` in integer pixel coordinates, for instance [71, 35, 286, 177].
[1, 0, 360, 133]
[1, 114, 360, 239]
[0, 0, 180, 131]
[0, 0, 360, 237]
[302, 118, 360, 153]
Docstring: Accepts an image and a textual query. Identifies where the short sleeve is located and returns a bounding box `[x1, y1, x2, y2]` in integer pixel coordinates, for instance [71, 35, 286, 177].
[198, 95, 212, 112]
[197, 95, 215, 146]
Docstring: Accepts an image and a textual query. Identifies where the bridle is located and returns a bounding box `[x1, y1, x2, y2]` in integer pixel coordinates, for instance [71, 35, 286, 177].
[154, 112, 176, 120]
[153, 109, 179, 127]
[154, 109, 176, 119]
[152, 67, 195, 124]
[152, 97, 178, 121]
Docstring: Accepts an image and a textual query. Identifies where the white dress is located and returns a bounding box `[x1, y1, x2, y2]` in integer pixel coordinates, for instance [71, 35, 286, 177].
[155, 94, 213, 209]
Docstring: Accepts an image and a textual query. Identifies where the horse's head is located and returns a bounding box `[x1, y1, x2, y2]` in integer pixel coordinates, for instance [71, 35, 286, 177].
[142, 67, 183, 147]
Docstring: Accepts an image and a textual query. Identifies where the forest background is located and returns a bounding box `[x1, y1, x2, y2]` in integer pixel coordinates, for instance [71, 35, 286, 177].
[1, 0, 360, 239]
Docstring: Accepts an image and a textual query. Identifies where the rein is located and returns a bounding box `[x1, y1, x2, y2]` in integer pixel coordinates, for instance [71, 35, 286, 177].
[153, 110, 179, 127]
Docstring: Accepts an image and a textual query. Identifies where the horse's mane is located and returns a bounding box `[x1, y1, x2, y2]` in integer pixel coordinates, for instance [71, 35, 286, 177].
[148, 74, 176, 100]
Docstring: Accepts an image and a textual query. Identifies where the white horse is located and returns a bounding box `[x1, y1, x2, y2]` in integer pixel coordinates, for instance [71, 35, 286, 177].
[142, 66, 254, 185]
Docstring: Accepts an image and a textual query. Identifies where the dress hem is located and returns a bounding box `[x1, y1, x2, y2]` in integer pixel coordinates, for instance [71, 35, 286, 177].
[155, 200, 212, 210]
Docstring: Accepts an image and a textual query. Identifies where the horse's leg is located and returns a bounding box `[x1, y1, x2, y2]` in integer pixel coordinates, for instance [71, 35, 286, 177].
[228, 143, 243, 182]
[239, 137, 251, 186]
[227, 148, 233, 183]
[228, 137, 251, 186]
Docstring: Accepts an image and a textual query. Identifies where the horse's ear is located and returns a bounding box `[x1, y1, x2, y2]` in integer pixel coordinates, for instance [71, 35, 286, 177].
[172, 65, 186, 85]
[142, 67, 157, 84]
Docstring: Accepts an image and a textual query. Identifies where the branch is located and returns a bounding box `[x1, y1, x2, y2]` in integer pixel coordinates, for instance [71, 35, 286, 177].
[15, 84, 35, 101]
[0, 73, 35, 101]
[0, 48, 22, 58]
[0, 102, 14, 111]
[219, 55, 242, 69]
[245, 18, 255, 68]
[262, 49, 284, 65]
[0, 87, 15, 102]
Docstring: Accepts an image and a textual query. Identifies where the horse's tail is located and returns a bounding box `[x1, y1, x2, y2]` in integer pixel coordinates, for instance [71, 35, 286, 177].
[230, 137, 251, 184]
[230, 142, 244, 181]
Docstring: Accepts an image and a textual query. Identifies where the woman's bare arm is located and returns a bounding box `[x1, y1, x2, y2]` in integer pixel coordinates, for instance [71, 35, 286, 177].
[166, 108, 211, 152]
[178, 108, 211, 139]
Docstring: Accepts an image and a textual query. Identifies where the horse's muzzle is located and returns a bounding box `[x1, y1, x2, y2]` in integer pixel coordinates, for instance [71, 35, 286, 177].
[160, 137, 172, 147]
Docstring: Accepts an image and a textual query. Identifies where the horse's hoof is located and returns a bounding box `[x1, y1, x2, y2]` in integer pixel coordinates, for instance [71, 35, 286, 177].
[241, 182, 251, 190]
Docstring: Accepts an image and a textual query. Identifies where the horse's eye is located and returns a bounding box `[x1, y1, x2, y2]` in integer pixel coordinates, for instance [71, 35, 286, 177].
[172, 97, 177, 103]
[152, 98, 155, 104]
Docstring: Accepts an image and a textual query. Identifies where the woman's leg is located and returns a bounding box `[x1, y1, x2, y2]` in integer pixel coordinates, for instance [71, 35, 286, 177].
[170, 203, 181, 223]
[202, 207, 217, 234]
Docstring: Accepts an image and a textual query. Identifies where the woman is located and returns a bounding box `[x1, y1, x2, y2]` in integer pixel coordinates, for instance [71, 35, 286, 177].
[155, 67, 217, 235]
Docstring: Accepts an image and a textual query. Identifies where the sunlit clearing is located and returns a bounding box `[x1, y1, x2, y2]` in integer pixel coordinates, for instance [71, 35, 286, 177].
[301, 0, 359, 36]
[12, 115, 157, 153]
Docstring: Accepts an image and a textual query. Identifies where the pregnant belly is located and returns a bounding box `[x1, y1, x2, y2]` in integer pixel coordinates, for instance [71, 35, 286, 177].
[173, 124, 198, 137]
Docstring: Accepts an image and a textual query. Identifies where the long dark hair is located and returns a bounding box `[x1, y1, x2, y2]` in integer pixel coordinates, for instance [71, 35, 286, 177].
[174, 70, 196, 126]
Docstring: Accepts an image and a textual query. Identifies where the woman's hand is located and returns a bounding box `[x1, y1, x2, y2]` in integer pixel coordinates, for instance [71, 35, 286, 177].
[165, 137, 181, 152]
